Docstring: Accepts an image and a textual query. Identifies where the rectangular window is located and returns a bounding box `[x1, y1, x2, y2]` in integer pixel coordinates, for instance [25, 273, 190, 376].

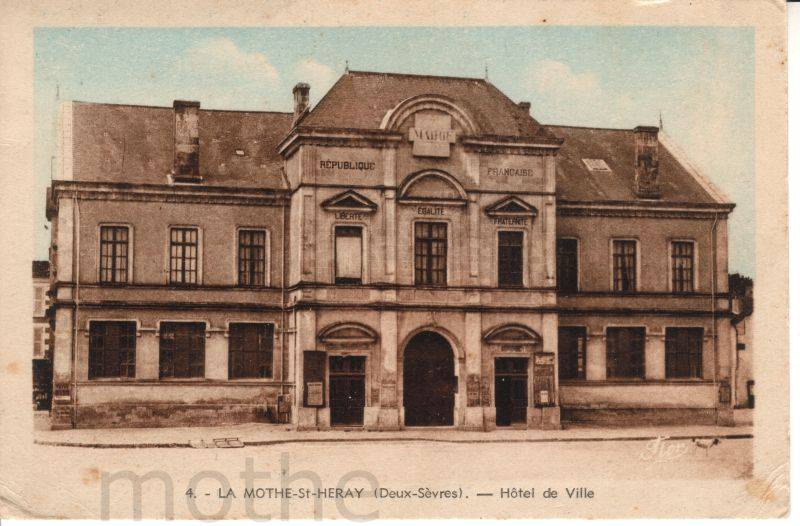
[229, 323, 274, 379]
[89, 321, 136, 379]
[33, 286, 45, 316]
[557, 238, 579, 293]
[671, 241, 695, 292]
[414, 222, 447, 286]
[33, 326, 44, 359]
[335, 226, 363, 284]
[159, 322, 205, 378]
[169, 227, 198, 285]
[606, 327, 645, 379]
[558, 327, 587, 380]
[612, 240, 637, 292]
[238, 229, 266, 286]
[498, 231, 524, 287]
[665, 327, 704, 378]
[100, 225, 129, 284]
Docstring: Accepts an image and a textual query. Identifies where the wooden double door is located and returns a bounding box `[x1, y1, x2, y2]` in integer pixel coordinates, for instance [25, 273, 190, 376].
[403, 332, 456, 426]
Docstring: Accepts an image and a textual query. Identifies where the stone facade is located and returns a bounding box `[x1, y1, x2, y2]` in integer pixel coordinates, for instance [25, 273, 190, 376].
[45, 70, 738, 430]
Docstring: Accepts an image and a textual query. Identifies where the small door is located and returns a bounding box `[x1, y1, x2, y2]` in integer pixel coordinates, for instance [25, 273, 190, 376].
[495, 357, 529, 427]
[329, 356, 366, 426]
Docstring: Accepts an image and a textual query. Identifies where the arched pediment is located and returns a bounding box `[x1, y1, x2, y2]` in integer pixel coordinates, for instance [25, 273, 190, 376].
[483, 324, 541, 345]
[398, 170, 467, 204]
[380, 94, 479, 135]
[318, 322, 379, 344]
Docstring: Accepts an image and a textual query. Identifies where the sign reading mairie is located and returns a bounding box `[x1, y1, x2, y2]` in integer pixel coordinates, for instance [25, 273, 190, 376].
[409, 113, 456, 158]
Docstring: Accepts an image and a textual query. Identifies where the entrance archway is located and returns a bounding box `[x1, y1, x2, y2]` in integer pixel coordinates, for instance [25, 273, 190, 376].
[403, 331, 455, 426]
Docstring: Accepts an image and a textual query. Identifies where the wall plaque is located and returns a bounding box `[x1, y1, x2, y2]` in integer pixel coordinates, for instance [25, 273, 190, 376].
[306, 382, 324, 407]
[409, 113, 456, 157]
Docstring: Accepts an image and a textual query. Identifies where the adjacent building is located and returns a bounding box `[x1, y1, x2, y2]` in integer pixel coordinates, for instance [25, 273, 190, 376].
[32, 260, 52, 410]
[45, 70, 737, 430]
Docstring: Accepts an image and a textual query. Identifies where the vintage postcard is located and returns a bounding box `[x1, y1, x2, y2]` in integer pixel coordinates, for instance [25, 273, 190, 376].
[0, 0, 789, 520]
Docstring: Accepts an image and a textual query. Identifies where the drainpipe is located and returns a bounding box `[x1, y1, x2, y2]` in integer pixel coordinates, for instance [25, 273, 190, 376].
[279, 167, 291, 424]
[71, 195, 80, 428]
[711, 213, 719, 419]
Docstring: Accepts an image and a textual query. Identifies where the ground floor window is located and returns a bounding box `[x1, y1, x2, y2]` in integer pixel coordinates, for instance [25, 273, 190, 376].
[558, 326, 587, 380]
[606, 327, 645, 379]
[89, 321, 136, 379]
[159, 322, 205, 378]
[665, 327, 703, 378]
[228, 323, 274, 379]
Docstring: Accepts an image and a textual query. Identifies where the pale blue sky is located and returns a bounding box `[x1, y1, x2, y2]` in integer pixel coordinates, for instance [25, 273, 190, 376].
[34, 27, 754, 276]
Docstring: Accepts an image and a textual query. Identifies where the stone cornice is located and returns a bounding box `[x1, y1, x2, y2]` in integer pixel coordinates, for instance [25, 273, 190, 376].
[50, 180, 289, 207]
[557, 200, 734, 219]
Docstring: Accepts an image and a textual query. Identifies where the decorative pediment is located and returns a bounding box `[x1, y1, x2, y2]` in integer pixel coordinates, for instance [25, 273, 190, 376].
[398, 170, 467, 205]
[318, 322, 379, 344]
[483, 324, 541, 345]
[485, 196, 538, 218]
[321, 190, 378, 212]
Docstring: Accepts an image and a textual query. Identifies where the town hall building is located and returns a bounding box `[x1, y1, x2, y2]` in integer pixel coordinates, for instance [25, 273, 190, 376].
[44, 70, 737, 430]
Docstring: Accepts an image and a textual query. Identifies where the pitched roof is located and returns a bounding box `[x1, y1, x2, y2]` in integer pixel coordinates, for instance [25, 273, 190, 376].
[32, 260, 49, 279]
[548, 125, 729, 205]
[69, 102, 292, 189]
[299, 70, 556, 140]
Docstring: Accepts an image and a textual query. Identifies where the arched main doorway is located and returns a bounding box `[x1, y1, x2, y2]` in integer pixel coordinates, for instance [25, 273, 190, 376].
[403, 331, 456, 426]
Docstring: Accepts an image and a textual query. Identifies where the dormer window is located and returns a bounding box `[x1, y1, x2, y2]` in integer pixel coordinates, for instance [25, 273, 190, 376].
[582, 158, 611, 172]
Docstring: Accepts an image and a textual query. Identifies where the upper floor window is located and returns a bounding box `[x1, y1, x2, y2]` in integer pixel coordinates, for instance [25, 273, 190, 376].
[665, 327, 703, 379]
[612, 239, 637, 292]
[33, 285, 46, 316]
[335, 226, 363, 285]
[100, 225, 129, 284]
[89, 321, 136, 379]
[557, 238, 579, 293]
[228, 323, 274, 379]
[238, 229, 266, 287]
[606, 326, 645, 379]
[498, 231, 524, 287]
[671, 241, 695, 292]
[169, 227, 199, 285]
[159, 322, 205, 378]
[414, 222, 447, 286]
[558, 326, 586, 380]
[33, 326, 45, 359]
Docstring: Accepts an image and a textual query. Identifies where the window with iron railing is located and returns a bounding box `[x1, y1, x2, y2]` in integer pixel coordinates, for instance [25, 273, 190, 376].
[228, 323, 274, 379]
[89, 321, 136, 379]
[665, 327, 703, 379]
[606, 327, 645, 379]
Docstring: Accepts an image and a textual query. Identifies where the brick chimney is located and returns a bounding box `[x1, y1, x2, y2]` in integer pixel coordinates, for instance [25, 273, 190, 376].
[172, 100, 201, 182]
[633, 125, 661, 198]
[293, 83, 310, 125]
[518, 101, 531, 114]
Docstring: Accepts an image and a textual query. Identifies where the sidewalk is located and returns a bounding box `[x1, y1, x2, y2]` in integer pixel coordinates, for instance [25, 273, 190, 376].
[34, 422, 753, 449]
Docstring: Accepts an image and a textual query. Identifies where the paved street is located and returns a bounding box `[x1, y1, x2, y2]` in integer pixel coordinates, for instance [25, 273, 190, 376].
[5, 433, 755, 519]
